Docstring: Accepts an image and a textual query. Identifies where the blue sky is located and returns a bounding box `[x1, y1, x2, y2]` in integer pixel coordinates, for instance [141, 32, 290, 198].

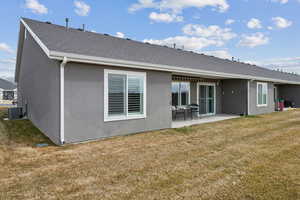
[1, 0, 300, 80]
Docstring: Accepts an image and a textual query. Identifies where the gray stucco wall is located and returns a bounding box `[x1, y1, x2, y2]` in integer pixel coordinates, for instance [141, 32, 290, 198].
[249, 81, 275, 115]
[17, 26, 61, 144]
[221, 79, 248, 115]
[216, 82, 223, 114]
[278, 84, 300, 107]
[64, 63, 172, 143]
[190, 82, 197, 104]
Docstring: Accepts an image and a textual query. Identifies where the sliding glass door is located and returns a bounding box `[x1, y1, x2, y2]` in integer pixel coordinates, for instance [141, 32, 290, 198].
[198, 83, 216, 116]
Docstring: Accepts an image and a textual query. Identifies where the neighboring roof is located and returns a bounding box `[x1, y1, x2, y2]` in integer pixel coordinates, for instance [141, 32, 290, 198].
[18, 18, 300, 84]
[0, 78, 16, 90]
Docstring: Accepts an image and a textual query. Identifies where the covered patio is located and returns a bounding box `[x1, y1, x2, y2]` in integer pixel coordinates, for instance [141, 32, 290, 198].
[171, 75, 220, 119]
[171, 114, 240, 128]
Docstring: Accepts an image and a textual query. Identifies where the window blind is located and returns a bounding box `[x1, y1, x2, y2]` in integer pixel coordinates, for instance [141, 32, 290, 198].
[108, 74, 126, 116]
[128, 76, 144, 115]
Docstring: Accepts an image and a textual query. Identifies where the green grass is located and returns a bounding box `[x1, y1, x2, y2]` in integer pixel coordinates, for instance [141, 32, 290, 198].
[0, 108, 53, 147]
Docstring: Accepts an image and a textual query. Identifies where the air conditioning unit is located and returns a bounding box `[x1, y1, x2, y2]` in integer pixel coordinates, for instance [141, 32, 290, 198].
[8, 107, 23, 120]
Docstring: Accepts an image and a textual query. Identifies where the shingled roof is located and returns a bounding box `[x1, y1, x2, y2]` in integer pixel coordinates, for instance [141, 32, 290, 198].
[17, 18, 300, 84]
[0, 78, 16, 90]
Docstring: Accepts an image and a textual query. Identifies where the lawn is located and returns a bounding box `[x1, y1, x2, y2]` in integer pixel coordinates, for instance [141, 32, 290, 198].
[0, 108, 299, 200]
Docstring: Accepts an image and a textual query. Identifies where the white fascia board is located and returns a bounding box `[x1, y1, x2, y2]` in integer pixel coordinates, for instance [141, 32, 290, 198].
[49, 51, 300, 85]
[20, 19, 51, 57]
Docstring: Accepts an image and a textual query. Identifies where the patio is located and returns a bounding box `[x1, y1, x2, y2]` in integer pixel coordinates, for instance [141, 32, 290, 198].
[171, 114, 240, 128]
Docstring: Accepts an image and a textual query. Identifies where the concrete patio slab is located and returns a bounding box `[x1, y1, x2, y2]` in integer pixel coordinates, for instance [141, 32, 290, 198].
[171, 114, 240, 128]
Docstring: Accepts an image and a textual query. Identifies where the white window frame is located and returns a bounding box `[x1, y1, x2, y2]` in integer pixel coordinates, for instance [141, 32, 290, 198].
[172, 81, 191, 106]
[257, 82, 268, 107]
[104, 69, 147, 122]
[196, 82, 216, 116]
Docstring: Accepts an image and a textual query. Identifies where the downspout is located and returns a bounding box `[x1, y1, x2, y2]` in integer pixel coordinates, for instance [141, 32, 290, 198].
[247, 80, 253, 115]
[60, 57, 68, 145]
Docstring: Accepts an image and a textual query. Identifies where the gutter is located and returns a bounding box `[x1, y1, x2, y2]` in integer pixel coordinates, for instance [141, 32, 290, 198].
[49, 51, 300, 86]
[60, 56, 68, 145]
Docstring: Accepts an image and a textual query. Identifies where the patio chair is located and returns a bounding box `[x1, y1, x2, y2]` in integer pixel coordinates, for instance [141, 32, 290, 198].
[172, 106, 187, 121]
[188, 104, 199, 120]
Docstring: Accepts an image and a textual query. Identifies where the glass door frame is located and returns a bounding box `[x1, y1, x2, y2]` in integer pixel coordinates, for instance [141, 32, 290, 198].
[196, 82, 216, 116]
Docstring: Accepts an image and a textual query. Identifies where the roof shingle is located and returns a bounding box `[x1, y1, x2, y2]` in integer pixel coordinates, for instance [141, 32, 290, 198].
[22, 18, 300, 83]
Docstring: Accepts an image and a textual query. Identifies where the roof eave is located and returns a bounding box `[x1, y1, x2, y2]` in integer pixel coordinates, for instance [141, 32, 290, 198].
[49, 50, 300, 85]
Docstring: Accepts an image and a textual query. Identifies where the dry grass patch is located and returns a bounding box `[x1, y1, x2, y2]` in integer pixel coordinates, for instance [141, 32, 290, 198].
[0, 108, 300, 200]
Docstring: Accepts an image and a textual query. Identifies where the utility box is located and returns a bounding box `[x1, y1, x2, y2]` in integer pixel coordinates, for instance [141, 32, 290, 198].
[8, 107, 23, 120]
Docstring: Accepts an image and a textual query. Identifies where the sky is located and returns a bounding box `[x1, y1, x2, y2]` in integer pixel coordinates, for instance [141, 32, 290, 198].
[1, 0, 300, 82]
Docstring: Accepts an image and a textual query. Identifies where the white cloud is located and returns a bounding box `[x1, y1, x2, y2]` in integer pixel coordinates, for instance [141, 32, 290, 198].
[201, 50, 232, 59]
[143, 36, 222, 51]
[225, 19, 235, 25]
[247, 18, 262, 29]
[129, 0, 229, 13]
[238, 32, 269, 48]
[0, 58, 16, 79]
[271, 0, 288, 4]
[149, 12, 183, 23]
[116, 32, 125, 38]
[74, 1, 90, 16]
[182, 24, 237, 43]
[267, 26, 273, 30]
[0, 43, 14, 54]
[0, 58, 16, 64]
[144, 24, 236, 52]
[272, 17, 292, 29]
[250, 57, 300, 74]
[25, 0, 48, 14]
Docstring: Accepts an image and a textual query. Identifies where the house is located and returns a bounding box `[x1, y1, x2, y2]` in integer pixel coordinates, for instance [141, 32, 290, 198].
[0, 78, 17, 104]
[15, 18, 300, 145]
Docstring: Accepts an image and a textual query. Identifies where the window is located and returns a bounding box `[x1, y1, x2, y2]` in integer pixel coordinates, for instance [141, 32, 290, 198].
[3, 91, 14, 100]
[172, 82, 190, 106]
[257, 82, 268, 106]
[104, 69, 146, 121]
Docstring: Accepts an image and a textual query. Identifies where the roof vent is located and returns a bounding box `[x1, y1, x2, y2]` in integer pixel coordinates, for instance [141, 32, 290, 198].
[126, 38, 131, 40]
[104, 33, 109, 36]
[77, 28, 84, 31]
[45, 21, 52, 24]
[145, 42, 150, 45]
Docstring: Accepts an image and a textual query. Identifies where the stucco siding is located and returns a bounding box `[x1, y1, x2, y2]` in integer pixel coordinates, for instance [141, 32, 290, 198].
[64, 63, 172, 143]
[249, 81, 275, 115]
[17, 27, 61, 144]
[216, 83, 222, 114]
[221, 79, 248, 115]
[190, 82, 197, 104]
